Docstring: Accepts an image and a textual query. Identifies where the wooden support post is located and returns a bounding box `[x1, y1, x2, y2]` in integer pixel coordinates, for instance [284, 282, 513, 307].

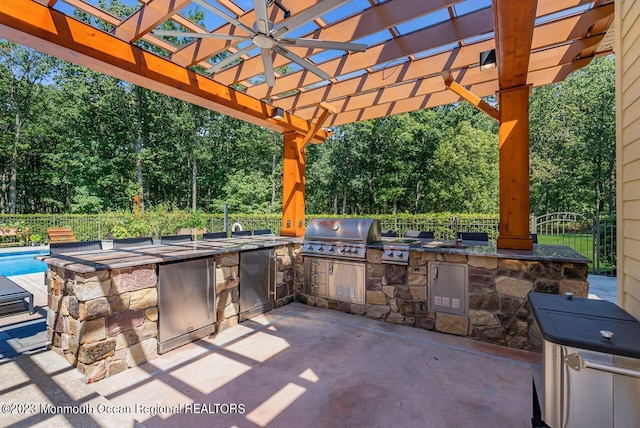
[281, 132, 306, 237]
[497, 85, 533, 250]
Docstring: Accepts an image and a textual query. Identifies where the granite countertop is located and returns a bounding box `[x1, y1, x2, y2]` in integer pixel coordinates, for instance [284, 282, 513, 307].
[411, 240, 591, 264]
[38, 236, 300, 273]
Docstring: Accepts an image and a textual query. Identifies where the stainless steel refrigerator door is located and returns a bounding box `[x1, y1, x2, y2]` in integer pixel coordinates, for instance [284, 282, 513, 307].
[158, 258, 215, 344]
[239, 248, 275, 314]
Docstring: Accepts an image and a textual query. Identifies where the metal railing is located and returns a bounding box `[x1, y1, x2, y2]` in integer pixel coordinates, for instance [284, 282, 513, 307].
[530, 212, 616, 276]
[0, 212, 616, 275]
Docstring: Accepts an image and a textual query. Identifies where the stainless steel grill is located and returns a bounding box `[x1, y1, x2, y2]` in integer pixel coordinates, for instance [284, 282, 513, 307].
[302, 218, 380, 305]
[302, 218, 380, 260]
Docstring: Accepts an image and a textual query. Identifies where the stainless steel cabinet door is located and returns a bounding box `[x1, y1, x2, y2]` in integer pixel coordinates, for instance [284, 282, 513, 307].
[239, 248, 275, 314]
[428, 262, 468, 316]
[329, 260, 365, 304]
[158, 258, 215, 343]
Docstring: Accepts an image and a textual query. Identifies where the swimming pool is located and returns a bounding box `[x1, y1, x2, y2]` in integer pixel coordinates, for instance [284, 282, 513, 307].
[0, 250, 48, 276]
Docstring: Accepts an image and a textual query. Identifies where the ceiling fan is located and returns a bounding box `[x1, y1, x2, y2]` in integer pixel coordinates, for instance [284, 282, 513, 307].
[153, 0, 367, 87]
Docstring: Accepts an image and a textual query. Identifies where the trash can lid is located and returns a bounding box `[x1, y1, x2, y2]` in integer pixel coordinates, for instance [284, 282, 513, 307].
[529, 292, 640, 358]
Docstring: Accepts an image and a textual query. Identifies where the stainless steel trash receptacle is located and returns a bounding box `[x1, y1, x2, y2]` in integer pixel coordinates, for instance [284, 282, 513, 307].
[529, 292, 640, 428]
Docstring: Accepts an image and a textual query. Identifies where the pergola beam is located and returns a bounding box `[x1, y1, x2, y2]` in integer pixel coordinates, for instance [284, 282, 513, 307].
[0, 0, 329, 140]
[300, 108, 333, 151]
[442, 71, 500, 121]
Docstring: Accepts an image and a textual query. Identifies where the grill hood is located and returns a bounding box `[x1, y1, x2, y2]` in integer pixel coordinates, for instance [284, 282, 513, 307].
[304, 218, 381, 243]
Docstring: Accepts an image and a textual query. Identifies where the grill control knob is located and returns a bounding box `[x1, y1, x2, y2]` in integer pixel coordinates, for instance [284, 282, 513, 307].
[318, 245, 324, 252]
[339, 247, 345, 253]
[386, 250, 393, 257]
[395, 251, 403, 258]
[329, 245, 336, 252]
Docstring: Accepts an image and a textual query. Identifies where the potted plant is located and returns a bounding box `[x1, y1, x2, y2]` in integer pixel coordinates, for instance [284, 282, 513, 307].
[30, 233, 42, 246]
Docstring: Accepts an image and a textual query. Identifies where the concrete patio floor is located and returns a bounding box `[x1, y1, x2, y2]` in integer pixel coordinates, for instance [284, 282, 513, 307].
[0, 272, 619, 427]
[1, 300, 536, 427]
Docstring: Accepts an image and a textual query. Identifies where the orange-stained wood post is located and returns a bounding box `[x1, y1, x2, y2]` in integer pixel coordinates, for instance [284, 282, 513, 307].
[496, 85, 534, 250]
[281, 132, 306, 237]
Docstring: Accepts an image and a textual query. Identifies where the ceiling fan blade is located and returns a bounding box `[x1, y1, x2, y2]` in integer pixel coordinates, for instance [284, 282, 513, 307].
[279, 38, 367, 52]
[153, 30, 250, 42]
[205, 44, 256, 74]
[192, 0, 256, 36]
[273, 45, 330, 81]
[253, 0, 270, 34]
[271, 0, 351, 38]
[260, 48, 276, 87]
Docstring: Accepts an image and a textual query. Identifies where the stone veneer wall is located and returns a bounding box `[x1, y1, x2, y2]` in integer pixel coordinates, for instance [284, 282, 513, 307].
[47, 264, 159, 383]
[296, 250, 589, 351]
[46, 245, 298, 382]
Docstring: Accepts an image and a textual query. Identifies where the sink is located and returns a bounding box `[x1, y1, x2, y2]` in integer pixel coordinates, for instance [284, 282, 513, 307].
[437, 244, 468, 249]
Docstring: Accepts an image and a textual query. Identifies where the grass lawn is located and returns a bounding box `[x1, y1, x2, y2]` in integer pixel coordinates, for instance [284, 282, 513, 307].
[537, 233, 594, 270]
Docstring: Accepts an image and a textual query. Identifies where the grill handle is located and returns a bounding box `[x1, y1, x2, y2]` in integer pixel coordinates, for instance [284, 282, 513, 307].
[434, 266, 438, 280]
[566, 352, 640, 378]
[584, 359, 640, 378]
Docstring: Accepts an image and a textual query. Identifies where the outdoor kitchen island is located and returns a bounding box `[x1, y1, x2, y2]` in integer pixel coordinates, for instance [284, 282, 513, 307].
[297, 236, 590, 352]
[39, 237, 300, 382]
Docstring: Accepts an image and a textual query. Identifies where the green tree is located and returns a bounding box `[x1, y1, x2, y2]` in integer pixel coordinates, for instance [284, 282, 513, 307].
[426, 122, 498, 213]
[0, 41, 57, 213]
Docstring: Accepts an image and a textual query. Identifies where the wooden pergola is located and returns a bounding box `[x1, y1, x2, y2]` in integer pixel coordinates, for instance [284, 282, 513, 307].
[0, 0, 614, 249]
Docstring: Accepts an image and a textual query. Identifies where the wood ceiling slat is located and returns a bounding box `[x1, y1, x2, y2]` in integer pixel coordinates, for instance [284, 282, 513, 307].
[170, 0, 323, 67]
[63, 0, 121, 25]
[293, 45, 596, 121]
[326, 58, 593, 126]
[536, 0, 593, 18]
[216, 0, 245, 16]
[278, 34, 603, 115]
[245, 7, 495, 99]
[274, 39, 493, 112]
[531, 4, 613, 50]
[213, 0, 460, 85]
[112, 0, 192, 42]
[34, 0, 58, 6]
[0, 0, 328, 139]
[274, 7, 610, 119]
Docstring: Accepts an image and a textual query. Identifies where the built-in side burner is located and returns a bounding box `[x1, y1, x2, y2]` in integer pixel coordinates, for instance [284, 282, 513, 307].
[378, 237, 432, 265]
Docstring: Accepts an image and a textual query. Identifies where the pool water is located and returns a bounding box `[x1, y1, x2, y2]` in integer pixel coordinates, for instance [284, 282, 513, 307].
[0, 250, 48, 276]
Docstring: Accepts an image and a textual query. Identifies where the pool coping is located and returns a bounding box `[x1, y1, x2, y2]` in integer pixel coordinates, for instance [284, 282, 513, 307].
[0, 245, 48, 255]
